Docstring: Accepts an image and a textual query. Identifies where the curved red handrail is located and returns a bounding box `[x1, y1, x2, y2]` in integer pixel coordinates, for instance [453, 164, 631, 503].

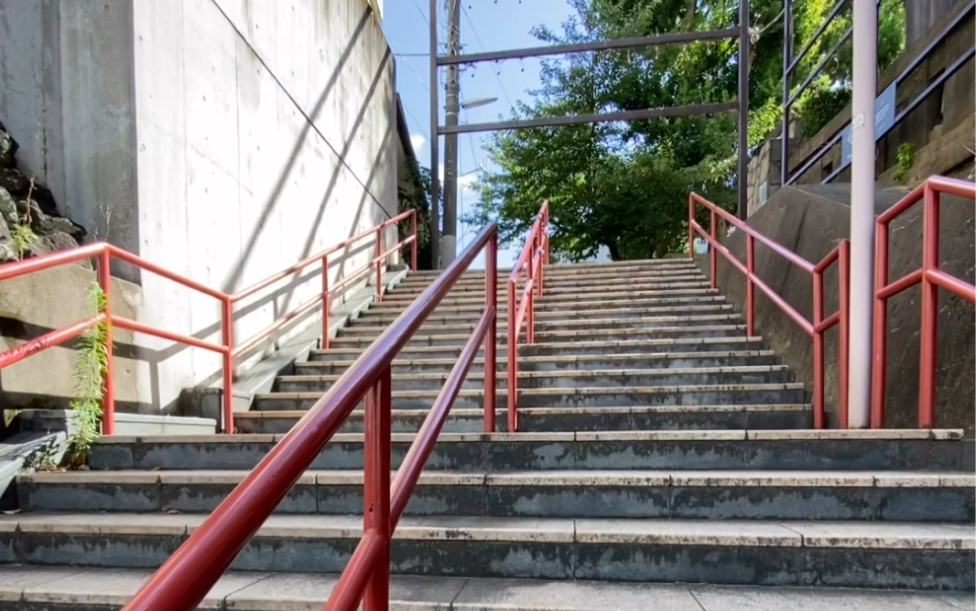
[506, 201, 549, 431]
[689, 193, 849, 428]
[871, 176, 976, 428]
[121, 222, 498, 611]
[0, 210, 419, 434]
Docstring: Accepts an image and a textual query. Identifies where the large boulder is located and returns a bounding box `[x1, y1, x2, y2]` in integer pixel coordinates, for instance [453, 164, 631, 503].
[0, 129, 17, 167]
[27, 231, 78, 258]
[0, 167, 29, 195]
[0, 215, 16, 262]
[33, 212, 86, 242]
[0, 187, 17, 226]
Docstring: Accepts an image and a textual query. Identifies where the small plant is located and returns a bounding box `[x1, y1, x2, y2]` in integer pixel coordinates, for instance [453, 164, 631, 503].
[66, 282, 110, 464]
[11, 178, 37, 259]
[893, 142, 914, 185]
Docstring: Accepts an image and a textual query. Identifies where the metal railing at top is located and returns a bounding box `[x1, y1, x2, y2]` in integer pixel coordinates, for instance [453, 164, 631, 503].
[120, 222, 498, 611]
[0, 209, 418, 434]
[689, 193, 849, 428]
[871, 176, 976, 428]
[506, 201, 549, 432]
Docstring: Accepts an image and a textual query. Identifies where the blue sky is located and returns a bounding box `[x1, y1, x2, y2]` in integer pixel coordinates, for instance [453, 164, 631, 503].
[381, 0, 572, 267]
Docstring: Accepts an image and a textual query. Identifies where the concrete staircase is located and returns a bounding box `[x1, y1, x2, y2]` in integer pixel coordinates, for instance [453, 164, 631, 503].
[1, 259, 974, 610]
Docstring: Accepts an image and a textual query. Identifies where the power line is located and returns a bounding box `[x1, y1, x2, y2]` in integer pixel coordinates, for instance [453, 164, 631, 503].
[460, 3, 516, 110]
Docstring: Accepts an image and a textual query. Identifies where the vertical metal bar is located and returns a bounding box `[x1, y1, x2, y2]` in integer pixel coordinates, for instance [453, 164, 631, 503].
[484, 230, 498, 433]
[429, 0, 441, 269]
[363, 367, 392, 611]
[97, 250, 115, 436]
[527, 267, 535, 344]
[838, 240, 851, 429]
[848, 0, 878, 429]
[688, 196, 695, 258]
[812, 271, 825, 429]
[221, 298, 235, 435]
[918, 185, 939, 428]
[870, 218, 889, 428]
[746, 235, 755, 336]
[322, 255, 331, 350]
[737, 0, 750, 220]
[781, 0, 793, 186]
[375, 228, 383, 302]
[411, 211, 418, 271]
[709, 210, 718, 288]
[507, 280, 517, 432]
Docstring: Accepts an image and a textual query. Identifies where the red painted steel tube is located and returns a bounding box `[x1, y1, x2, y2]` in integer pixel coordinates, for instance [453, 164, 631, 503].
[918, 185, 939, 428]
[484, 231, 498, 432]
[374, 228, 383, 302]
[870, 215, 890, 429]
[322, 532, 384, 611]
[814, 311, 841, 334]
[98, 250, 116, 436]
[322, 255, 331, 350]
[0, 242, 104, 281]
[878, 269, 923, 300]
[926, 269, 977, 302]
[111, 316, 228, 354]
[331, 262, 376, 294]
[231, 293, 323, 358]
[363, 367, 391, 611]
[121, 223, 497, 611]
[838, 240, 850, 429]
[709, 210, 717, 288]
[746, 235, 755, 336]
[527, 254, 536, 345]
[812, 269, 825, 429]
[108, 245, 225, 300]
[391, 307, 494, 524]
[876, 182, 928, 225]
[507, 279, 517, 432]
[688, 195, 695, 258]
[221, 297, 235, 435]
[411, 210, 418, 271]
[0, 315, 102, 368]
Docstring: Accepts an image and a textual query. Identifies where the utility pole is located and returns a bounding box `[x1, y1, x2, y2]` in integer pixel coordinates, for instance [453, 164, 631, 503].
[428, 0, 441, 270]
[737, 0, 749, 220]
[848, 0, 877, 428]
[441, 0, 462, 265]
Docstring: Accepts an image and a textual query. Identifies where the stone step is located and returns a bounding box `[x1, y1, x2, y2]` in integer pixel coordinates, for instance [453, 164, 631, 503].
[397, 266, 703, 288]
[18, 470, 974, 523]
[0, 512, 970, 589]
[355, 303, 736, 325]
[363, 293, 728, 316]
[340, 314, 744, 337]
[274, 365, 792, 393]
[390, 276, 710, 296]
[294, 350, 781, 375]
[408, 259, 699, 277]
[327, 325, 750, 349]
[378, 286, 717, 306]
[309, 336, 769, 361]
[236, 404, 812, 434]
[89, 429, 971, 473]
[253, 383, 808, 411]
[3, 567, 970, 611]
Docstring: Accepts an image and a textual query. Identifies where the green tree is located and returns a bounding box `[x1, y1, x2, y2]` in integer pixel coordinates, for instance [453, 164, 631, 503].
[466, 0, 905, 261]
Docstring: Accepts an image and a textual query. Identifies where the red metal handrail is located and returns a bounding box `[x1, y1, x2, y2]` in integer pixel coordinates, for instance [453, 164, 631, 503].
[506, 200, 549, 432]
[689, 193, 850, 428]
[871, 175, 976, 428]
[0, 210, 418, 435]
[121, 222, 498, 611]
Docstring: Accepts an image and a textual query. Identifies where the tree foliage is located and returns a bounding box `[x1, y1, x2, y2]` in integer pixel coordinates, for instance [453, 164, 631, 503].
[466, 0, 905, 261]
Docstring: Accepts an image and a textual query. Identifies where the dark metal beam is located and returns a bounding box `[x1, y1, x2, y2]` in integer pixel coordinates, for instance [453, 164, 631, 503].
[436, 102, 738, 135]
[436, 28, 740, 66]
[737, 1, 749, 220]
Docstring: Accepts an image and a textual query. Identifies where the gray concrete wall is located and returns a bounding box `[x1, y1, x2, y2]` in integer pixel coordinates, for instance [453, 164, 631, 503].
[698, 185, 975, 433]
[0, 0, 399, 411]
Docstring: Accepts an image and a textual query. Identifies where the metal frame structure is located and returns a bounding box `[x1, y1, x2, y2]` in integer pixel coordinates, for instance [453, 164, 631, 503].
[427, 1, 753, 268]
[0, 211, 419, 436]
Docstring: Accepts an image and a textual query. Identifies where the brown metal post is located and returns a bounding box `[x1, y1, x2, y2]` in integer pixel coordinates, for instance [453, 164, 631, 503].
[363, 367, 391, 611]
[688, 196, 695, 258]
[746, 235, 755, 336]
[507, 280, 517, 432]
[411, 211, 418, 271]
[812, 271, 825, 429]
[838, 240, 851, 428]
[98, 249, 115, 435]
[484, 230, 498, 432]
[322, 255, 331, 350]
[870, 218, 889, 428]
[709, 210, 717, 288]
[221, 297, 235, 434]
[375, 228, 383, 302]
[918, 186, 939, 427]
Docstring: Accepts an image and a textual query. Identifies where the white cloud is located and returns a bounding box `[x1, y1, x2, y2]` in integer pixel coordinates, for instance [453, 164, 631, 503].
[410, 133, 426, 151]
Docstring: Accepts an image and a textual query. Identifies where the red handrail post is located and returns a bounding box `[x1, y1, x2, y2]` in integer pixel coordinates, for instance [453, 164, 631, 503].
[527, 263, 535, 345]
[746, 234, 755, 336]
[870, 216, 889, 428]
[484, 230, 498, 432]
[363, 366, 392, 611]
[374, 228, 383, 303]
[838, 240, 850, 429]
[221, 297, 235, 434]
[688, 195, 695, 259]
[709, 209, 717, 288]
[410, 210, 418, 271]
[812, 268, 825, 429]
[506, 279, 517, 432]
[918, 184, 939, 428]
[97, 249, 115, 436]
[321, 255, 331, 350]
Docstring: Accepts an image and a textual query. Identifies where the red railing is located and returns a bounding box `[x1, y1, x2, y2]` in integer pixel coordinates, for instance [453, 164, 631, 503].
[506, 201, 549, 432]
[121, 223, 498, 611]
[871, 176, 976, 428]
[689, 193, 850, 428]
[0, 210, 418, 435]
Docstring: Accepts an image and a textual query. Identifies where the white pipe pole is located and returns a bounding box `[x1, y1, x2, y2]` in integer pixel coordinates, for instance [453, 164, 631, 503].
[848, 0, 877, 428]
